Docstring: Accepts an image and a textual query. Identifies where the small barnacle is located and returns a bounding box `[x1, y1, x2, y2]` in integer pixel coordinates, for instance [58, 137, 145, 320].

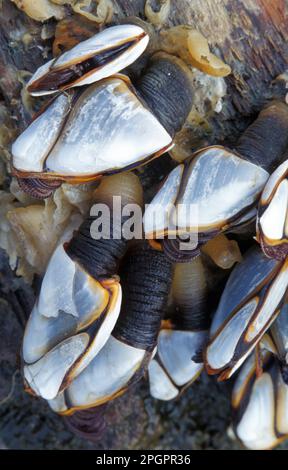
[70, 0, 114, 24]
[145, 0, 171, 27]
[202, 234, 242, 270]
[187, 30, 231, 77]
[11, 0, 66, 22]
[159, 26, 231, 77]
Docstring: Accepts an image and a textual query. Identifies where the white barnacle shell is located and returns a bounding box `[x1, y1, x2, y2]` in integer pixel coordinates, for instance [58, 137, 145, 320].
[148, 329, 206, 401]
[12, 93, 72, 173]
[27, 24, 149, 96]
[232, 352, 288, 450]
[49, 336, 147, 412]
[144, 146, 268, 240]
[11, 0, 65, 22]
[12, 76, 172, 180]
[205, 247, 288, 380]
[23, 244, 122, 400]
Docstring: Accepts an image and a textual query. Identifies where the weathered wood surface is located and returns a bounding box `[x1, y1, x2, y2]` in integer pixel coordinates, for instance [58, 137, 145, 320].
[168, 0, 288, 131]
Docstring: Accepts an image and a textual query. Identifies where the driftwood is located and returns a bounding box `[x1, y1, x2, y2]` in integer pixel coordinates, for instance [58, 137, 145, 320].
[0, 0, 287, 450]
[169, 0, 288, 131]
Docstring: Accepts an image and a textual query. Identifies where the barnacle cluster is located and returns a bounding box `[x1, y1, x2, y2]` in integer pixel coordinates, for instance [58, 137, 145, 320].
[2, 6, 288, 451]
[11, 0, 114, 23]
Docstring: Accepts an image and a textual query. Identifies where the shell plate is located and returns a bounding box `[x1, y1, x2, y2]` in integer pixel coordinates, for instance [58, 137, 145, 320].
[27, 25, 149, 96]
[144, 146, 268, 254]
[12, 76, 172, 182]
[149, 329, 207, 401]
[205, 247, 288, 380]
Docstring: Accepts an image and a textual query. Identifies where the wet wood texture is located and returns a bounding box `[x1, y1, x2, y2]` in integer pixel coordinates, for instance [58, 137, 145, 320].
[169, 0, 288, 113]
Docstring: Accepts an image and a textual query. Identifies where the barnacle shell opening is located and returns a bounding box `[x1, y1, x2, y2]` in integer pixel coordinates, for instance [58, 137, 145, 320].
[13, 76, 172, 180]
[48, 336, 147, 413]
[68, 0, 114, 24]
[149, 330, 206, 401]
[11, 0, 65, 22]
[145, 0, 171, 27]
[23, 243, 122, 399]
[201, 234, 242, 270]
[27, 25, 149, 96]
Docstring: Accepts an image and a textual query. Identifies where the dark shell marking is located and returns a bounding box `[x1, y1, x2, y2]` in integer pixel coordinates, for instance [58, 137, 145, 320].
[259, 233, 288, 261]
[17, 177, 62, 199]
[64, 405, 107, 442]
[28, 39, 138, 94]
[162, 237, 201, 263]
